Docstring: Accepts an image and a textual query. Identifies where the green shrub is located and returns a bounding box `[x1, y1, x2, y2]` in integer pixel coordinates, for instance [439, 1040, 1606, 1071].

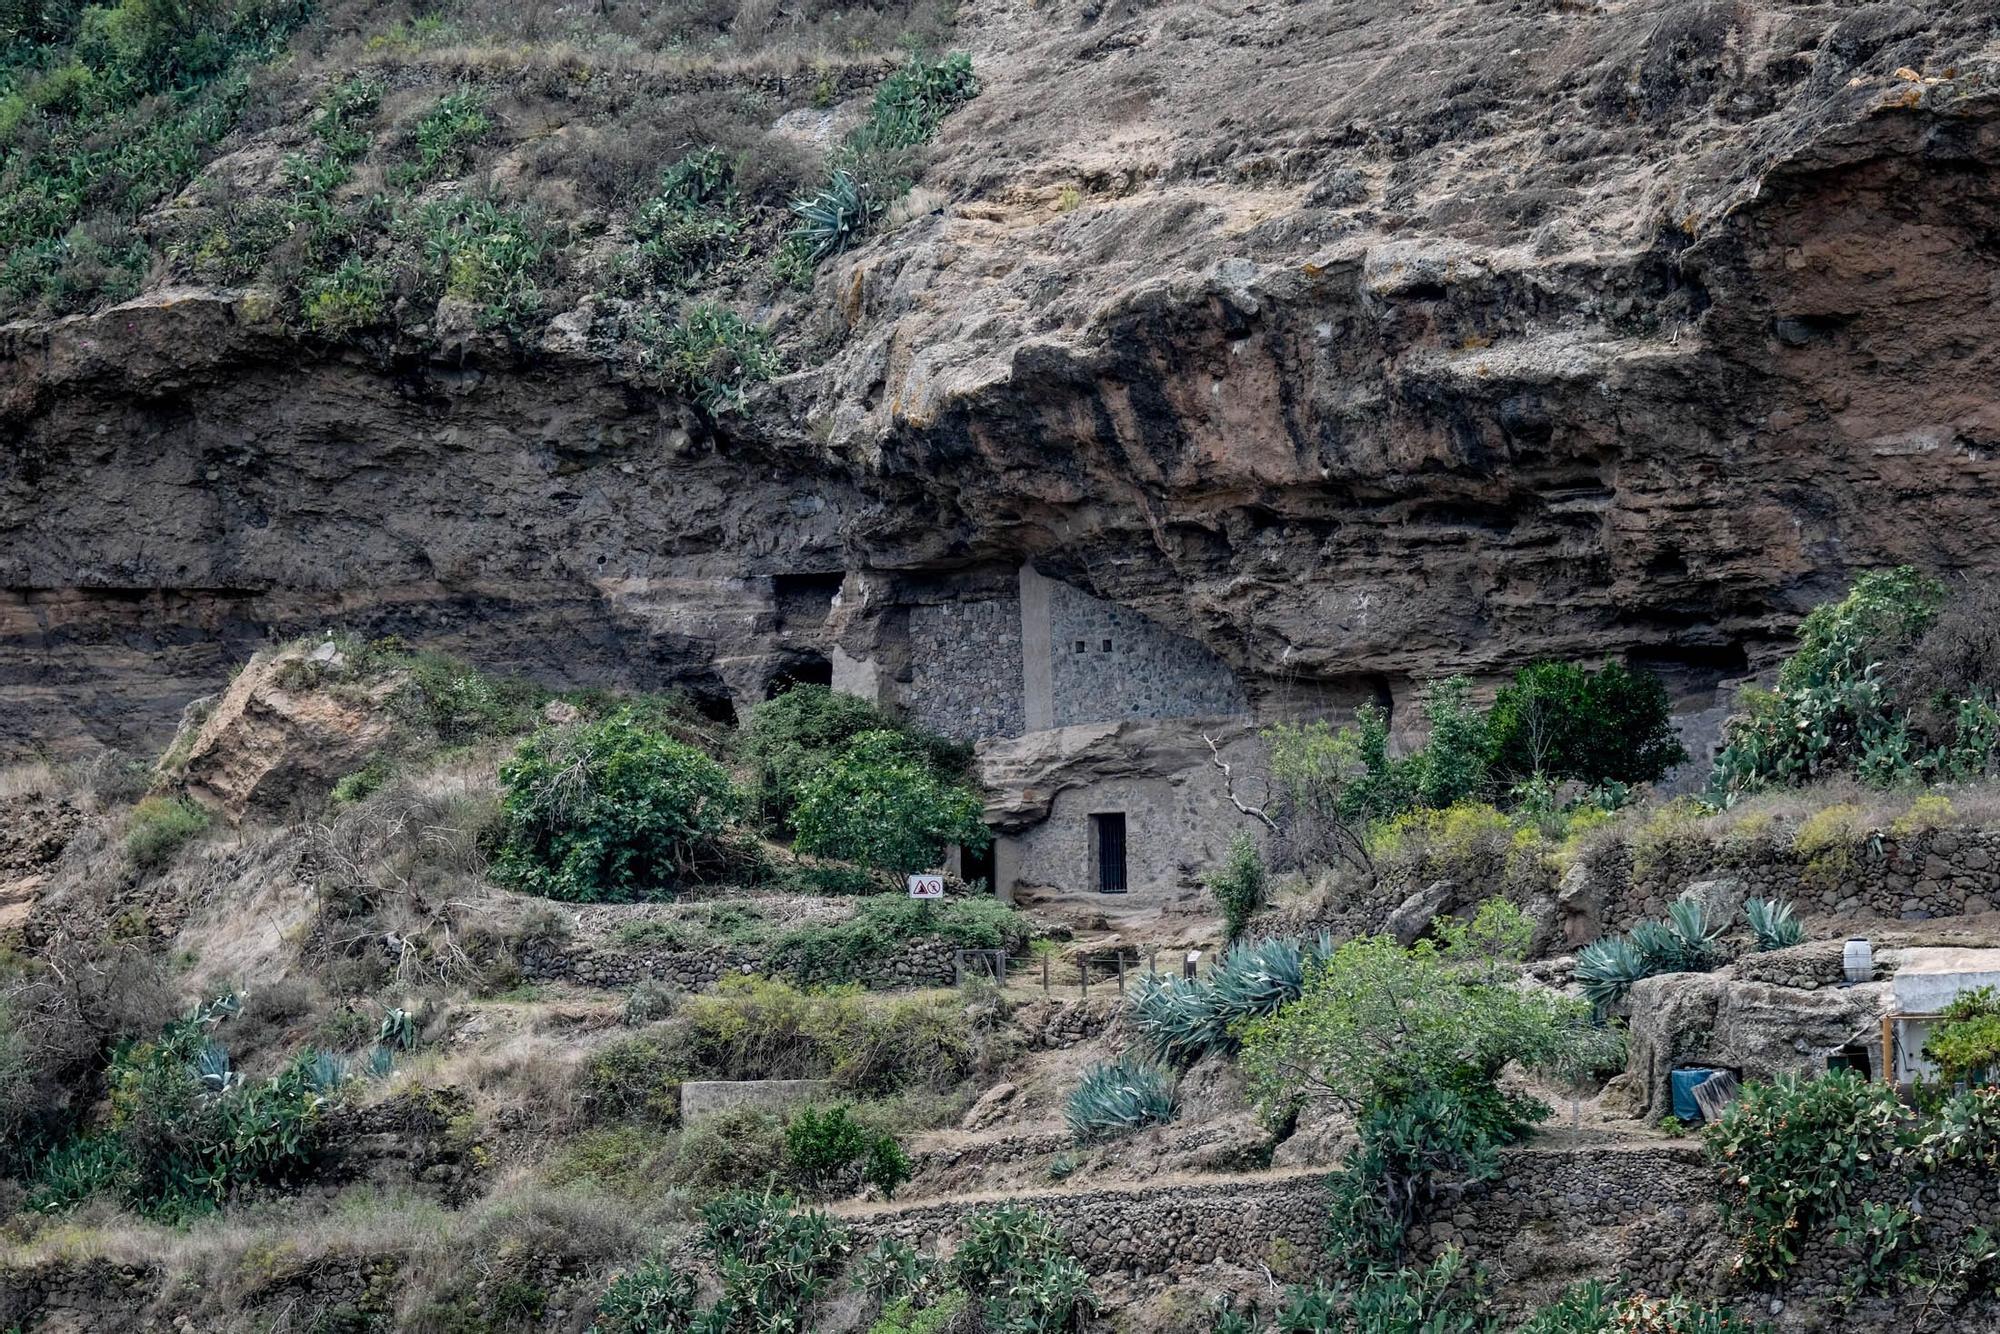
[400, 85, 490, 182]
[126, 794, 211, 869]
[860, 51, 978, 150]
[1924, 986, 2000, 1086]
[330, 759, 392, 805]
[494, 711, 739, 902]
[1065, 1057, 1175, 1143]
[669, 1106, 790, 1196]
[1707, 1070, 1911, 1282]
[863, 1131, 912, 1200]
[409, 195, 557, 337]
[1206, 832, 1267, 942]
[1240, 932, 1595, 1269]
[301, 256, 388, 336]
[594, 1258, 699, 1334]
[791, 730, 988, 874]
[700, 1192, 853, 1328]
[785, 1102, 871, 1191]
[786, 168, 874, 265]
[952, 1205, 1095, 1333]
[744, 685, 963, 829]
[1487, 661, 1686, 788]
[580, 1033, 683, 1125]
[620, 146, 745, 291]
[1711, 567, 1960, 799]
[630, 300, 780, 415]
[31, 1001, 340, 1220]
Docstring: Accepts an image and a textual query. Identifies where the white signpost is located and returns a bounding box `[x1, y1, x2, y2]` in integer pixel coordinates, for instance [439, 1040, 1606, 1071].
[907, 873, 945, 899]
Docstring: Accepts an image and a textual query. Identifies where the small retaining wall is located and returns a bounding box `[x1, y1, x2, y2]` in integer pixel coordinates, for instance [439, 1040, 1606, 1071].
[843, 1170, 1337, 1277]
[1581, 828, 2000, 936]
[517, 934, 966, 991]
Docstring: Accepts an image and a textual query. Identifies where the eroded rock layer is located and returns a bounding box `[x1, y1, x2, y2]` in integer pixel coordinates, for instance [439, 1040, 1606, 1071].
[5, 2, 2000, 751]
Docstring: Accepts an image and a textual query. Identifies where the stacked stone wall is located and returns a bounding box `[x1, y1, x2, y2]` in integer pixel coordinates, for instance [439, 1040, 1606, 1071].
[517, 933, 966, 991]
[1588, 827, 2000, 929]
[906, 596, 1026, 740]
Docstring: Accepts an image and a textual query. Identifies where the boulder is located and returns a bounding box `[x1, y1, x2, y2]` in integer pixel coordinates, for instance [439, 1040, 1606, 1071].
[1619, 967, 1892, 1123]
[1557, 860, 1610, 946]
[170, 646, 404, 821]
[1385, 880, 1456, 946]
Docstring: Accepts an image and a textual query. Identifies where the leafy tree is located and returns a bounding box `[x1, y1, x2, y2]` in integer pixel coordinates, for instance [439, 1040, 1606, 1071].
[494, 711, 739, 902]
[1262, 716, 1380, 876]
[742, 685, 966, 832]
[1487, 661, 1686, 788]
[791, 730, 988, 875]
[1402, 676, 1490, 811]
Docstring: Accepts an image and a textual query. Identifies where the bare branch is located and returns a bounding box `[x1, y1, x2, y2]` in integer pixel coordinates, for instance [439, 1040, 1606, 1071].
[1204, 734, 1279, 833]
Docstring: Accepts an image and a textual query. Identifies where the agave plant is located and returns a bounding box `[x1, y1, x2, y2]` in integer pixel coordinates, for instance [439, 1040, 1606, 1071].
[194, 1041, 236, 1094]
[1574, 936, 1649, 1009]
[366, 1044, 396, 1078]
[1665, 894, 1728, 971]
[1746, 897, 1806, 952]
[297, 1049, 349, 1094]
[1208, 937, 1309, 1022]
[379, 1007, 417, 1052]
[1065, 1057, 1176, 1143]
[787, 169, 874, 264]
[1627, 920, 1684, 974]
[1129, 974, 1230, 1067]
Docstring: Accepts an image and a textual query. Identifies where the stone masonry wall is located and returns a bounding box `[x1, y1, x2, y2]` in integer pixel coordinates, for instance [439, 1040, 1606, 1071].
[1580, 827, 2000, 939]
[1048, 578, 1247, 729]
[517, 934, 966, 991]
[906, 597, 1026, 740]
[843, 1170, 1337, 1277]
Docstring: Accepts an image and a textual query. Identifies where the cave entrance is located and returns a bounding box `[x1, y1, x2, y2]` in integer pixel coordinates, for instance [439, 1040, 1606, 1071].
[764, 653, 833, 699]
[959, 836, 997, 894]
[1090, 812, 1127, 894]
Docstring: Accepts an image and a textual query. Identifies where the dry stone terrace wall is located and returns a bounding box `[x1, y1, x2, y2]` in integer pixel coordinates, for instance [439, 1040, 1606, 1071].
[1407, 1145, 1726, 1313]
[1577, 827, 2000, 937]
[844, 1169, 1338, 1277]
[515, 934, 966, 990]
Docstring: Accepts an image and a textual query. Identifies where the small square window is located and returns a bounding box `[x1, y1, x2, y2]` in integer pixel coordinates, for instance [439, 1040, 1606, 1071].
[1074, 641, 1086, 653]
[1101, 639, 1113, 653]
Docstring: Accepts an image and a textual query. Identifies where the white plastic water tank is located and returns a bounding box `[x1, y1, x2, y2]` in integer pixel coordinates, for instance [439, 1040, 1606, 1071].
[1844, 937, 1873, 985]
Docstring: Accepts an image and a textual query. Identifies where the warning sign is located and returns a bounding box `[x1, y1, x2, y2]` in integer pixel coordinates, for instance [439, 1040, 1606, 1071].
[907, 873, 945, 899]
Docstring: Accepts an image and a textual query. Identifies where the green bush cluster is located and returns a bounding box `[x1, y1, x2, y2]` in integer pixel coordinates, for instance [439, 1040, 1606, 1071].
[1924, 985, 2000, 1086]
[1712, 568, 2000, 800]
[1260, 662, 1678, 874]
[495, 710, 740, 902]
[631, 300, 780, 415]
[0, 0, 313, 317]
[398, 85, 490, 184]
[125, 793, 211, 870]
[586, 976, 988, 1114]
[1239, 926, 1602, 1273]
[744, 685, 983, 875]
[596, 1192, 853, 1333]
[617, 146, 748, 293]
[782, 51, 977, 273]
[25, 996, 344, 1220]
[855, 1205, 1096, 1334]
[1205, 832, 1267, 942]
[1214, 1268, 1766, 1334]
[1708, 1071, 2000, 1300]
[785, 1102, 911, 1198]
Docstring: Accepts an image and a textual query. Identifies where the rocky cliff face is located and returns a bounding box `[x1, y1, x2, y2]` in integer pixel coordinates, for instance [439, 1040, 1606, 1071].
[6, 1, 2000, 753]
